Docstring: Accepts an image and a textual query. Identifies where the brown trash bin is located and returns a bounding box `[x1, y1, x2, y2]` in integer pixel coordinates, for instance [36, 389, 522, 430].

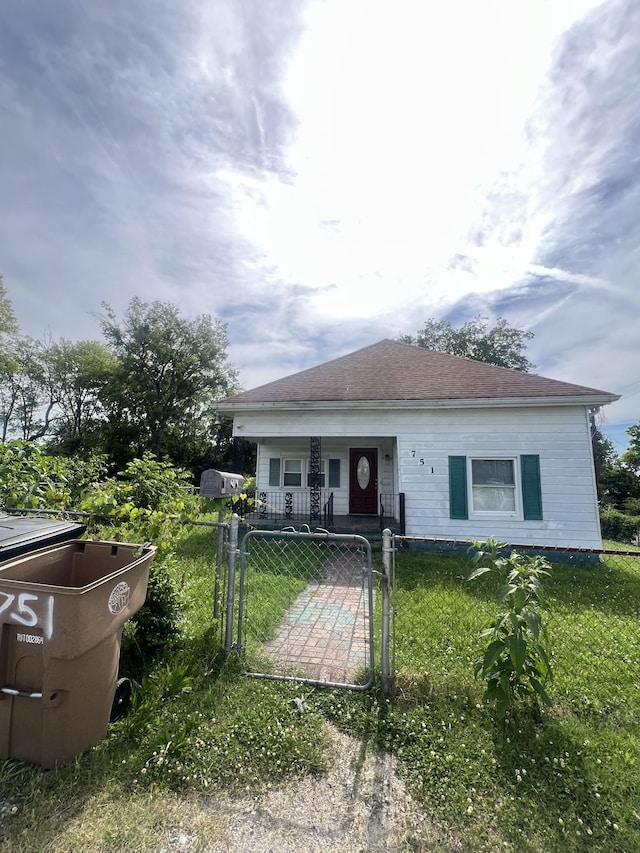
[0, 539, 156, 767]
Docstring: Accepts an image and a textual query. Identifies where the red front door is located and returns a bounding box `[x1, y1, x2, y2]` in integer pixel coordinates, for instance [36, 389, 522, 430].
[349, 448, 378, 514]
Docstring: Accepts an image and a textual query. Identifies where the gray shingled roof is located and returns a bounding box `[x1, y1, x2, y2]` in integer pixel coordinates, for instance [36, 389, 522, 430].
[220, 339, 619, 405]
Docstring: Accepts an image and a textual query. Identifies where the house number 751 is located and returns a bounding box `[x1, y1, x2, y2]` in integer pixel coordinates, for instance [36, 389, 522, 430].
[0, 591, 39, 625]
[0, 590, 54, 638]
[411, 451, 425, 465]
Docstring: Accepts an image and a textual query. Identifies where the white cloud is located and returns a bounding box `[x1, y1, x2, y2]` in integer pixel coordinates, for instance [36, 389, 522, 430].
[219, 0, 620, 325]
[0, 0, 638, 433]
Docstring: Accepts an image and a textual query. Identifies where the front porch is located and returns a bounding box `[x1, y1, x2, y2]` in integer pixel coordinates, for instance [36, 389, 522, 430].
[240, 490, 405, 538]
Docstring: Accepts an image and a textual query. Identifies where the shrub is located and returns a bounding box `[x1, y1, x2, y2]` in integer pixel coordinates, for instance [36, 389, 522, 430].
[599, 505, 640, 543]
[121, 556, 181, 668]
[55, 453, 109, 505]
[0, 440, 69, 508]
[80, 453, 198, 515]
[78, 456, 197, 663]
[468, 538, 553, 718]
[623, 497, 640, 516]
[0, 441, 111, 510]
[79, 453, 200, 555]
[118, 454, 197, 513]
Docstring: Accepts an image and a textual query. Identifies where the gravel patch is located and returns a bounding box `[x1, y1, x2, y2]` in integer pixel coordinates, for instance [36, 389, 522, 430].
[161, 724, 459, 852]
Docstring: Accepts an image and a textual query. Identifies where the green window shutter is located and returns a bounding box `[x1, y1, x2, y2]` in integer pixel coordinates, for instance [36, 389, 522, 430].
[448, 456, 468, 519]
[328, 458, 340, 488]
[521, 454, 543, 520]
[268, 458, 280, 487]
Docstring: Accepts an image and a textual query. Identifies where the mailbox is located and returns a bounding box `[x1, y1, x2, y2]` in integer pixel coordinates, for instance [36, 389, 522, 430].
[199, 469, 245, 499]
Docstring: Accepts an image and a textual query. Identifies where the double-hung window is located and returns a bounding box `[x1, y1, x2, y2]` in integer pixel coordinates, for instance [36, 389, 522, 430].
[282, 459, 303, 487]
[470, 459, 516, 513]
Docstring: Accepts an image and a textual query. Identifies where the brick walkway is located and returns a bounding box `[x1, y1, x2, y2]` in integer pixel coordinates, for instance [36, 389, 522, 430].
[263, 549, 371, 684]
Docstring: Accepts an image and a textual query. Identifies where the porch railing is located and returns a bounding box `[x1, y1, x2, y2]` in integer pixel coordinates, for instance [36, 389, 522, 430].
[324, 492, 334, 527]
[253, 490, 335, 526]
[248, 490, 404, 532]
[380, 492, 405, 533]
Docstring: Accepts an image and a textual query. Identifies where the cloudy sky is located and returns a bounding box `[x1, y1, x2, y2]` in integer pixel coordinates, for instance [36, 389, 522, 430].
[1, 0, 638, 448]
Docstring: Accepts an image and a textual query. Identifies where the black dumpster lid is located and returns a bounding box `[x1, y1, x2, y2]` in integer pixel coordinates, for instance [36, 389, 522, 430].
[0, 513, 86, 558]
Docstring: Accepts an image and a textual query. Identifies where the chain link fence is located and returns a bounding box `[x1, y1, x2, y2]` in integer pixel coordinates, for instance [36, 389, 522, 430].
[226, 525, 379, 691]
[390, 535, 640, 719]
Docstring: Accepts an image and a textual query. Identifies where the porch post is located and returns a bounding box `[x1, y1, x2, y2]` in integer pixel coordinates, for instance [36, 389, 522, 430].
[309, 436, 321, 523]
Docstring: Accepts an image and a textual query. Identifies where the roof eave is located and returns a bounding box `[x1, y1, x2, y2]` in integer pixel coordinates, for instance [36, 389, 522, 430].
[216, 393, 620, 414]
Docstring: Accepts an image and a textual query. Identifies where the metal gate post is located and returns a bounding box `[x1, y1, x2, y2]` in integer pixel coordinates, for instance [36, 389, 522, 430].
[236, 529, 247, 653]
[213, 509, 224, 620]
[224, 513, 240, 654]
[381, 527, 396, 697]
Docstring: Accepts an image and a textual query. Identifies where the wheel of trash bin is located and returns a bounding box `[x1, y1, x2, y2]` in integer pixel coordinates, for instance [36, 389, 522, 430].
[110, 677, 133, 723]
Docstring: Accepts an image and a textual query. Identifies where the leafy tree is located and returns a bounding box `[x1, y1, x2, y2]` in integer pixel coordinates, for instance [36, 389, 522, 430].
[614, 422, 640, 515]
[0, 278, 21, 440]
[401, 315, 535, 372]
[0, 283, 241, 470]
[0, 281, 78, 443]
[0, 336, 56, 441]
[622, 423, 640, 475]
[0, 276, 17, 337]
[590, 419, 617, 501]
[595, 421, 640, 544]
[45, 339, 117, 454]
[0, 347, 19, 442]
[599, 459, 640, 510]
[98, 298, 238, 466]
[0, 281, 111, 448]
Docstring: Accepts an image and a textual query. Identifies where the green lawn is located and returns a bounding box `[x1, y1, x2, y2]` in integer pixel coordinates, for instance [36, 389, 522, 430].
[353, 547, 640, 851]
[1, 527, 639, 852]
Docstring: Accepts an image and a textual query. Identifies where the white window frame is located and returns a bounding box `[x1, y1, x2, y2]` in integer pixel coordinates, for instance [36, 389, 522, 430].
[282, 458, 304, 488]
[275, 457, 341, 490]
[468, 457, 522, 518]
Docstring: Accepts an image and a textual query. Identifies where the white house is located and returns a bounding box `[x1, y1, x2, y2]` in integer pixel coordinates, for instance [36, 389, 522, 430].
[216, 339, 619, 548]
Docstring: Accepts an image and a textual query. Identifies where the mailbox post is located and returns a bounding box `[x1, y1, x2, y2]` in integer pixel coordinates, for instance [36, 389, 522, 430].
[198, 472, 245, 630]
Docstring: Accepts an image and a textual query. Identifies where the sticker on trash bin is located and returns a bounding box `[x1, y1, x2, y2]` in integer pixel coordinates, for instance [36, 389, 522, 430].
[108, 582, 130, 614]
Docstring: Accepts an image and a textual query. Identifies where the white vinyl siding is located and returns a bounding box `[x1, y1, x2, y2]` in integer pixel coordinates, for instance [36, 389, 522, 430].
[247, 403, 601, 548]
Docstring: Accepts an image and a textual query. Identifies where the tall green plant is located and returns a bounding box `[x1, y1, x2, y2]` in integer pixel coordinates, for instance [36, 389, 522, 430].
[468, 538, 553, 718]
[0, 441, 109, 509]
[78, 453, 200, 555]
[0, 440, 69, 508]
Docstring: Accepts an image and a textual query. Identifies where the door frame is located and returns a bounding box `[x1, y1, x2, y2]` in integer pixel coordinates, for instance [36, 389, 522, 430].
[349, 447, 378, 514]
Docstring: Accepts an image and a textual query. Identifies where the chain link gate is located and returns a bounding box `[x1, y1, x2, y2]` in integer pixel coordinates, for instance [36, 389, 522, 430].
[225, 519, 383, 691]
